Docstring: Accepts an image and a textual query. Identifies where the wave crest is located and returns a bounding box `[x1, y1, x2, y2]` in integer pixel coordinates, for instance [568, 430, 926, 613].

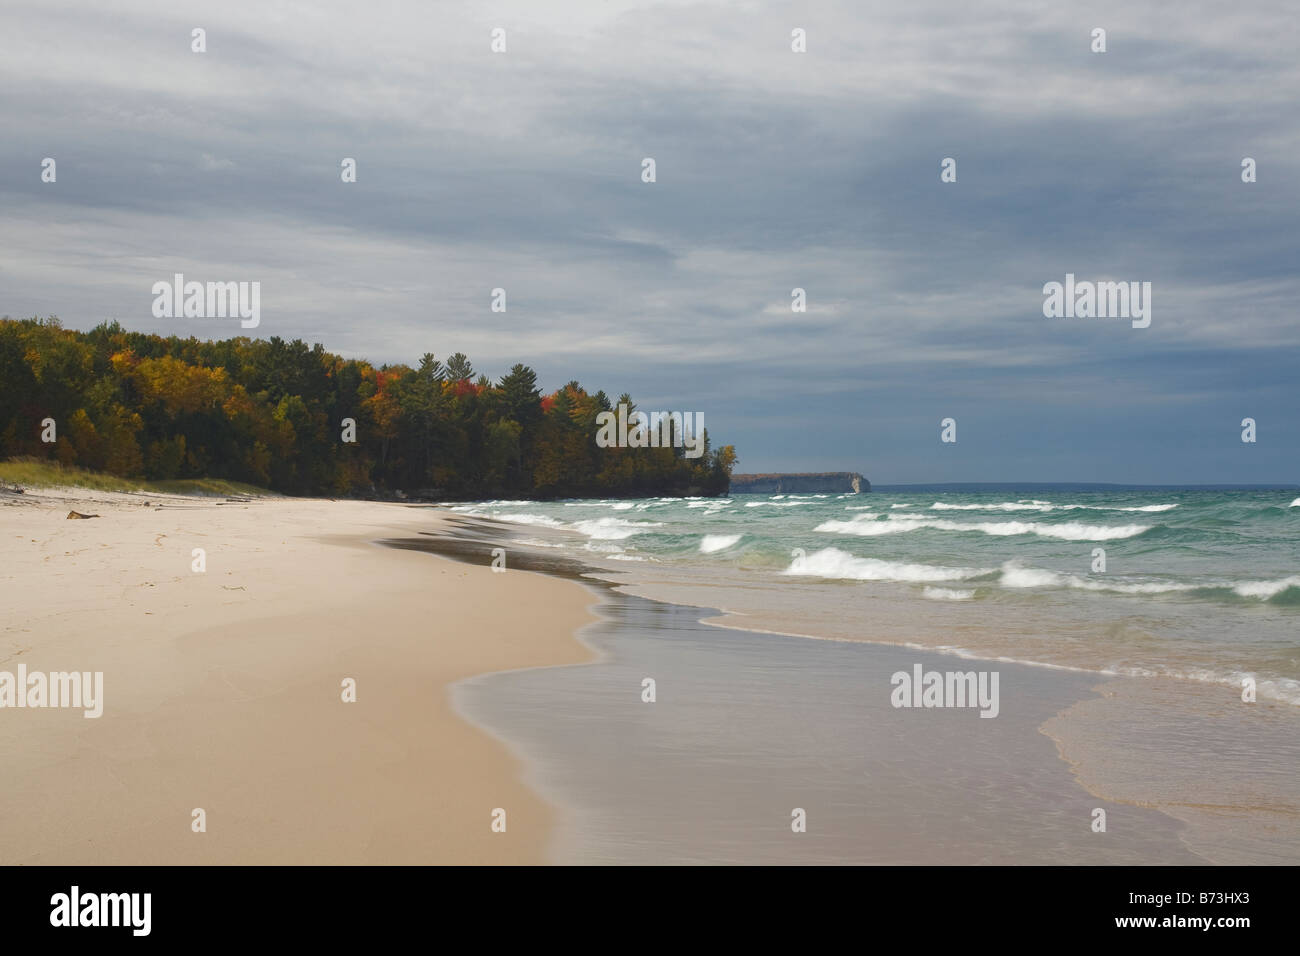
[816, 514, 1151, 541]
[785, 547, 989, 583]
[699, 534, 743, 554]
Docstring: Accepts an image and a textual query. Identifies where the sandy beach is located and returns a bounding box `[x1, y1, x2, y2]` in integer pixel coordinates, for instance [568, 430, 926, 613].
[0, 489, 595, 864]
[5, 489, 1295, 866]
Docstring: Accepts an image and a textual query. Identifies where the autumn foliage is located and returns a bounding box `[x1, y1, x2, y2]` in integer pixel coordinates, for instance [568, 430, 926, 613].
[0, 317, 736, 498]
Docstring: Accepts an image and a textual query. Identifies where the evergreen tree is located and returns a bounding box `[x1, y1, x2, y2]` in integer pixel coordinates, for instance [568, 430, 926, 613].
[0, 317, 736, 499]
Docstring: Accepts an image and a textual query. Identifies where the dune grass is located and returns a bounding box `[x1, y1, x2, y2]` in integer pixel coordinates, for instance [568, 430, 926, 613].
[0, 457, 273, 497]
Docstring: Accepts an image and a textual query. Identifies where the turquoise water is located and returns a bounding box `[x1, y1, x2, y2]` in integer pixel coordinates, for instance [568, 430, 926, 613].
[445, 488, 1300, 705]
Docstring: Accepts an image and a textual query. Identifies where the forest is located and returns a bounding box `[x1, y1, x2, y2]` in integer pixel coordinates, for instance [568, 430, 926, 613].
[0, 317, 736, 499]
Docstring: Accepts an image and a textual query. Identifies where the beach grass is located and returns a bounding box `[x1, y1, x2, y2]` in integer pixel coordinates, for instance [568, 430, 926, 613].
[0, 456, 273, 497]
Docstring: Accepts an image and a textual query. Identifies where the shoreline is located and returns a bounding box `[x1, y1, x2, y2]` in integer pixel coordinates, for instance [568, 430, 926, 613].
[449, 578, 1204, 864]
[0, 488, 596, 864]
[402, 512, 1299, 864]
[412, 512, 1298, 699]
[6, 492, 1294, 864]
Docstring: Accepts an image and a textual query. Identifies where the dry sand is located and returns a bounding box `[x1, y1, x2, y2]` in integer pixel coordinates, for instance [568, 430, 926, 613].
[0, 488, 596, 864]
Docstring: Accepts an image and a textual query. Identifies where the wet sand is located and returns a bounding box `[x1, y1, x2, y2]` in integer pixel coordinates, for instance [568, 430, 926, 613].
[393, 517, 1214, 864]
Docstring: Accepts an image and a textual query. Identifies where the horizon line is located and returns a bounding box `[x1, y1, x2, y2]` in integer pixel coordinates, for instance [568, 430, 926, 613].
[866, 481, 1300, 490]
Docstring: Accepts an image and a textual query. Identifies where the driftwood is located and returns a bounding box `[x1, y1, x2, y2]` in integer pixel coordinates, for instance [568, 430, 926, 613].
[66, 510, 100, 519]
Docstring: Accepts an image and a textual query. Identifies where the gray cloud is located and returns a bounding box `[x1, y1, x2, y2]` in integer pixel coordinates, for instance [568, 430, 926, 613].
[1, 0, 1297, 480]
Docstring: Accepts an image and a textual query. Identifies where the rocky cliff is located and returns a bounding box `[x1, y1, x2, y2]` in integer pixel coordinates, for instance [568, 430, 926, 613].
[728, 472, 869, 494]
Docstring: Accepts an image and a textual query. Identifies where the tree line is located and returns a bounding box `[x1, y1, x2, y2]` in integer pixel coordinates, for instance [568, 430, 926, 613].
[0, 317, 736, 498]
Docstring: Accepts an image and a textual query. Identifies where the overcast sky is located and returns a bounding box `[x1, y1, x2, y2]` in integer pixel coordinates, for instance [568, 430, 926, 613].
[2, 0, 1297, 481]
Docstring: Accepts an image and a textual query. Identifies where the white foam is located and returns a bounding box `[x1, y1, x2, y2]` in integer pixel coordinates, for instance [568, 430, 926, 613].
[996, 564, 1067, 589]
[813, 516, 912, 536]
[816, 514, 1151, 541]
[582, 541, 627, 553]
[997, 561, 1198, 594]
[1108, 666, 1300, 706]
[990, 562, 1300, 599]
[922, 587, 975, 601]
[1231, 575, 1300, 599]
[572, 517, 664, 540]
[468, 512, 565, 528]
[929, 500, 1177, 514]
[931, 501, 1055, 512]
[699, 534, 743, 554]
[784, 547, 989, 583]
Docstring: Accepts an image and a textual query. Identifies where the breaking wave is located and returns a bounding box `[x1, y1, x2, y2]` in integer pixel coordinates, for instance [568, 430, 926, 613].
[784, 547, 990, 583]
[815, 514, 1151, 542]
